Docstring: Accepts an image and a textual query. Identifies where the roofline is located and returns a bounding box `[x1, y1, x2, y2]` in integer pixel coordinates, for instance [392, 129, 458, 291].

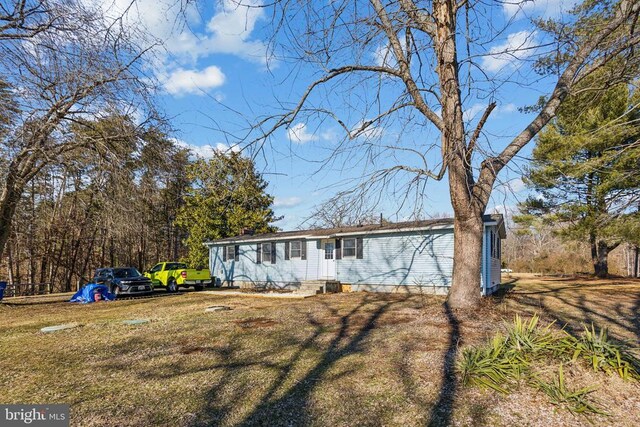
[203, 214, 506, 246]
[204, 223, 455, 246]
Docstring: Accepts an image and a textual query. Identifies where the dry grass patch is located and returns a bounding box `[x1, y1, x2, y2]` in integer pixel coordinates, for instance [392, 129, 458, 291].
[1, 278, 640, 426]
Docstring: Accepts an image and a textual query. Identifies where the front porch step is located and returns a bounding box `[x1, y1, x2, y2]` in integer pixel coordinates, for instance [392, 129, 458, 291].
[299, 280, 341, 294]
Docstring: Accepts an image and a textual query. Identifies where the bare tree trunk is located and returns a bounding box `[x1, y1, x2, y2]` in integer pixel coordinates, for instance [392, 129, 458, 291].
[592, 239, 610, 278]
[7, 245, 15, 285]
[110, 236, 116, 266]
[432, 0, 486, 309]
[0, 171, 25, 262]
[633, 245, 639, 278]
[80, 228, 97, 285]
[448, 214, 484, 307]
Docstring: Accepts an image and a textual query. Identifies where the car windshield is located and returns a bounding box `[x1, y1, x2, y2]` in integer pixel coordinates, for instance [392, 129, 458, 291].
[113, 268, 141, 278]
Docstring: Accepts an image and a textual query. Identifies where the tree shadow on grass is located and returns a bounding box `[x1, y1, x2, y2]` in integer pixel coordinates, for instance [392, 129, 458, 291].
[186, 294, 406, 427]
[426, 301, 460, 427]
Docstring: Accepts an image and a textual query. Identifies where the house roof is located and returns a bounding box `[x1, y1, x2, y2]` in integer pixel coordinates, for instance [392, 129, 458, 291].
[205, 214, 504, 245]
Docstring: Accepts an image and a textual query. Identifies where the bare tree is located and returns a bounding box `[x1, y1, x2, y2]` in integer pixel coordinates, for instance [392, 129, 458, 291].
[0, 0, 159, 262]
[239, 0, 640, 308]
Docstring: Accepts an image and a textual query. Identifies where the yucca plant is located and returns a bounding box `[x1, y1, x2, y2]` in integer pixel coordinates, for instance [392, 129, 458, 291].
[458, 334, 529, 394]
[504, 314, 558, 356]
[533, 364, 607, 417]
[560, 324, 640, 380]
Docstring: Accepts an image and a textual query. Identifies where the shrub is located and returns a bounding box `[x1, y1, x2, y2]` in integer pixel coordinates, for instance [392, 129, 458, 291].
[458, 314, 638, 418]
[558, 325, 639, 380]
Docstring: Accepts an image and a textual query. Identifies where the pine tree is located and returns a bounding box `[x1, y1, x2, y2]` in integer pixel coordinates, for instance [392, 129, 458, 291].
[520, 78, 640, 277]
[175, 152, 280, 268]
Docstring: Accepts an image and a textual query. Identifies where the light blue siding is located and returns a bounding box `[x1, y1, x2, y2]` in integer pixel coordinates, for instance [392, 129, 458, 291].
[207, 220, 503, 293]
[209, 229, 457, 288]
[481, 224, 502, 295]
[210, 240, 322, 286]
[337, 231, 454, 287]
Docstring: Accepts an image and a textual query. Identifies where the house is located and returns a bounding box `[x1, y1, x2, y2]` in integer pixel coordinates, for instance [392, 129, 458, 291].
[205, 214, 505, 295]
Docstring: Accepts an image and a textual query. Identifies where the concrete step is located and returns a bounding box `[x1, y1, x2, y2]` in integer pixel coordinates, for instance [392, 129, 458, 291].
[300, 281, 341, 294]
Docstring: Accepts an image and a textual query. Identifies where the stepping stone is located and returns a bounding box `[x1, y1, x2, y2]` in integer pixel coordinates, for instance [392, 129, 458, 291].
[122, 319, 150, 325]
[40, 323, 80, 333]
[205, 306, 232, 313]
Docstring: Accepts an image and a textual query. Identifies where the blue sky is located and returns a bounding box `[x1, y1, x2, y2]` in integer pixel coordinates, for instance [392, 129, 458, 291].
[102, 0, 578, 230]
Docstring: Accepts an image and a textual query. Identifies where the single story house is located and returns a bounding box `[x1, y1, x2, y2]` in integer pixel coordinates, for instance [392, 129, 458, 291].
[206, 214, 505, 295]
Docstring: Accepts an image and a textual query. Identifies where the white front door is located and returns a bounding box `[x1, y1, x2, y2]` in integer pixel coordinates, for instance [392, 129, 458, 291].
[320, 240, 336, 279]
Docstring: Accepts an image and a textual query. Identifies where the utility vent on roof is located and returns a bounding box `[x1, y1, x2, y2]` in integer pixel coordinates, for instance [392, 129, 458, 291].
[241, 228, 255, 235]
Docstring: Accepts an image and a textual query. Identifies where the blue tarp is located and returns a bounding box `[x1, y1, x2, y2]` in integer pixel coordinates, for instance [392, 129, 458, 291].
[69, 283, 115, 304]
[0, 281, 6, 301]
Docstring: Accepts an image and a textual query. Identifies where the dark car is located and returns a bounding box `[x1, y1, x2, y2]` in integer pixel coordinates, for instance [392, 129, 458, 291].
[93, 267, 153, 296]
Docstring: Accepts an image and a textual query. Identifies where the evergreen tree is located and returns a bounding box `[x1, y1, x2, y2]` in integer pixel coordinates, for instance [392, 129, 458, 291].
[175, 151, 280, 267]
[520, 79, 640, 277]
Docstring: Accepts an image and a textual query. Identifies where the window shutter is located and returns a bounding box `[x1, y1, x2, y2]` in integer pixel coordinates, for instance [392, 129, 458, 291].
[335, 238, 342, 260]
[234, 245, 239, 261]
[356, 237, 363, 259]
[284, 241, 290, 260]
[222, 246, 227, 262]
[256, 243, 261, 264]
[301, 241, 307, 260]
[271, 242, 276, 264]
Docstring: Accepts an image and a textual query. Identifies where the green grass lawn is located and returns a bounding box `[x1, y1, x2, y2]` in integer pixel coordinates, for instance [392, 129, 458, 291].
[1, 276, 639, 426]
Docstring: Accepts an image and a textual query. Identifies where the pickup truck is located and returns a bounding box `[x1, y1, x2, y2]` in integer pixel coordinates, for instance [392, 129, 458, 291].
[144, 262, 212, 292]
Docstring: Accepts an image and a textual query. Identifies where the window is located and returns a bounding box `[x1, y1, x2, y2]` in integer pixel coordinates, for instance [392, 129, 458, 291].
[490, 231, 501, 259]
[343, 238, 356, 257]
[149, 264, 163, 273]
[290, 241, 302, 258]
[262, 242, 272, 263]
[226, 246, 235, 261]
[113, 268, 142, 278]
[166, 262, 187, 270]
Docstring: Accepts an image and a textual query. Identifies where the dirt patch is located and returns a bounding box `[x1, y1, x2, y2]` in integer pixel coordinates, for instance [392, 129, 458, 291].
[234, 317, 279, 328]
[236, 288, 294, 294]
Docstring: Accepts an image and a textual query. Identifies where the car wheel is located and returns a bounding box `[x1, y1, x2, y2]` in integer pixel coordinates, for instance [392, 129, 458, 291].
[167, 278, 178, 293]
[194, 285, 204, 291]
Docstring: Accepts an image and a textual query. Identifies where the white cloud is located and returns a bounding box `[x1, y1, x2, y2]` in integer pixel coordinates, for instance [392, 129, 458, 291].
[464, 102, 519, 121]
[507, 178, 526, 193]
[287, 123, 319, 144]
[463, 103, 487, 121]
[373, 43, 397, 68]
[162, 66, 226, 96]
[173, 139, 240, 159]
[200, 0, 269, 64]
[501, 103, 517, 113]
[481, 30, 538, 73]
[94, 0, 268, 63]
[91, 0, 270, 96]
[274, 196, 302, 208]
[503, 0, 578, 19]
[320, 128, 338, 142]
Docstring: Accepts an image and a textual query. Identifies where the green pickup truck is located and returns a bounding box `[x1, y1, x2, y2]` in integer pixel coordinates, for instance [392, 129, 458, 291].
[144, 262, 212, 292]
